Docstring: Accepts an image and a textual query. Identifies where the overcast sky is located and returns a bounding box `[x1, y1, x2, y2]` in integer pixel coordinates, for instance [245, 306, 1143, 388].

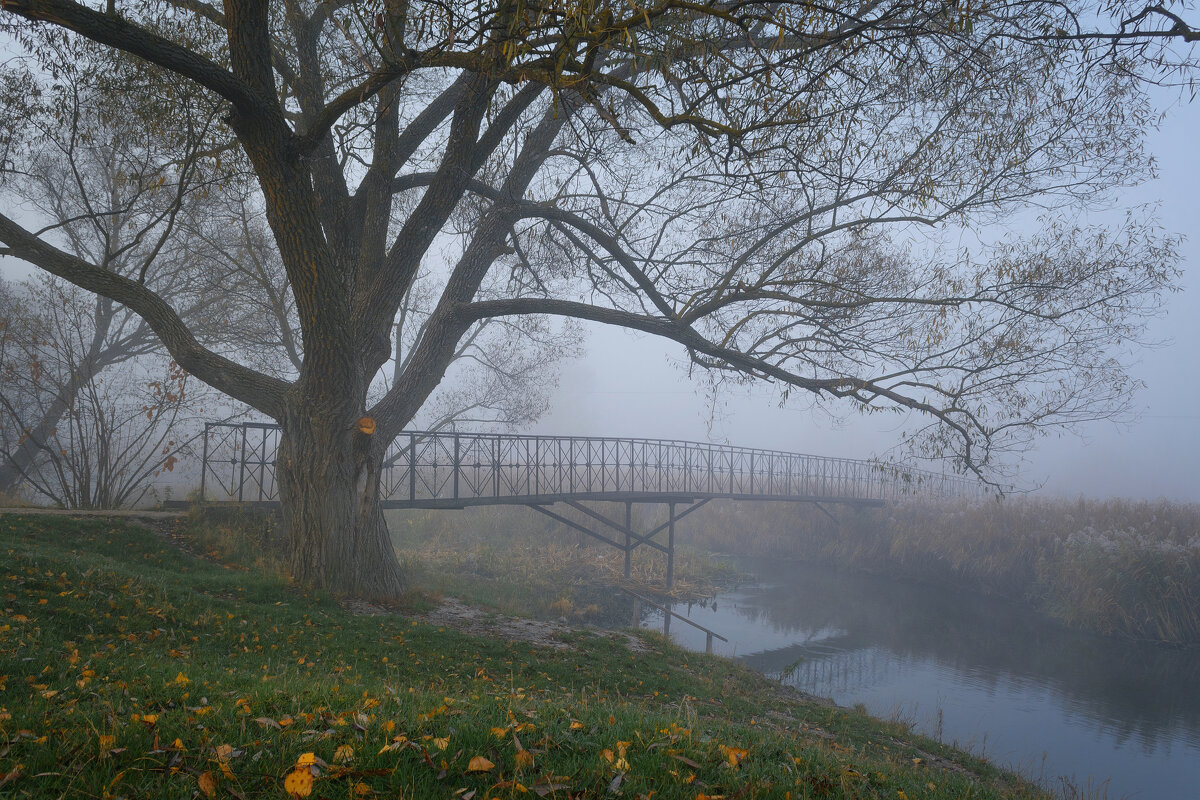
[2, 89, 1195, 502]
[533, 97, 1200, 502]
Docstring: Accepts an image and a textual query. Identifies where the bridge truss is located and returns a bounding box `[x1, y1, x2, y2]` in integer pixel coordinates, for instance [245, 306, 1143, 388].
[200, 422, 981, 588]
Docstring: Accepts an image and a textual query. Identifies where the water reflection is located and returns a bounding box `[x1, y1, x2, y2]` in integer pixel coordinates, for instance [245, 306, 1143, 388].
[653, 558, 1200, 798]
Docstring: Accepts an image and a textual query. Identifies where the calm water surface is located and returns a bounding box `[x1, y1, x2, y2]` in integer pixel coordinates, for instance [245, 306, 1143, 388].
[646, 557, 1200, 799]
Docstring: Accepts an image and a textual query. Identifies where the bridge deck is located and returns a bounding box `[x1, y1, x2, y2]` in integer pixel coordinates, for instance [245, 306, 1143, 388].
[200, 423, 978, 507]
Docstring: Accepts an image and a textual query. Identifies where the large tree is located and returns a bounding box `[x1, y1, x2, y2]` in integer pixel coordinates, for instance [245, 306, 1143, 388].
[0, 1, 1194, 598]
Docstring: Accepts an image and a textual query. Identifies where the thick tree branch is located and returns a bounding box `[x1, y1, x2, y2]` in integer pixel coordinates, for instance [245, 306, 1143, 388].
[459, 296, 980, 468]
[295, 53, 419, 153]
[0, 0, 263, 112]
[0, 211, 290, 416]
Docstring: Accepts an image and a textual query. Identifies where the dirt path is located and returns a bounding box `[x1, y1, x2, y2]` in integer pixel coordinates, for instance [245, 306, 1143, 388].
[344, 595, 653, 653]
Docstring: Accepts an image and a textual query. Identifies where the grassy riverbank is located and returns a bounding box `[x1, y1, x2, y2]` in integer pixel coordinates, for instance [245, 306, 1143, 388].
[388, 506, 743, 622]
[685, 498, 1200, 645]
[0, 512, 1053, 799]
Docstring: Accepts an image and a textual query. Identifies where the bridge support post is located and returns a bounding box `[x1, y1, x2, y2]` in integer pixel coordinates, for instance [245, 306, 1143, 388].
[623, 501, 632, 580]
[666, 502, 676, 591]
[237, 424, 248, 502]
[200, 422, 211, 501]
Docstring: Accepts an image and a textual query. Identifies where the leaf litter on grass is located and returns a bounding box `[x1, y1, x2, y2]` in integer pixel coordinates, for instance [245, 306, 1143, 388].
[0, 513, 1052, 800]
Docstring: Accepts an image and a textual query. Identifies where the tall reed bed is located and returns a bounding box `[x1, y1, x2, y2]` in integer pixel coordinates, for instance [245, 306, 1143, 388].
[682, 498, 1200, 645]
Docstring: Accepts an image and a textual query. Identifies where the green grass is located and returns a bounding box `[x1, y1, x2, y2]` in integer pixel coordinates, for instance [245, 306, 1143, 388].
[388, 506, 745, 623]
[0, 513, 1051, 799]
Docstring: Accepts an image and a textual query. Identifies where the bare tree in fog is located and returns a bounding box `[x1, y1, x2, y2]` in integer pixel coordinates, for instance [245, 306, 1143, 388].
[0, 78, 236, 500]
[0, 1, 1194, 597]
[0, 277, 208, 507]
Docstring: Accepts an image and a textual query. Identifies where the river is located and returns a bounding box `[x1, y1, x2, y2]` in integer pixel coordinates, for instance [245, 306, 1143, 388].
[643, 557, 1200, 799]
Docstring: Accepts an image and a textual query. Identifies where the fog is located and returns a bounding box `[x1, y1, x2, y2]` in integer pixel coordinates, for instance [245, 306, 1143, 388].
[2, 95, 1196, 503]
[534, 98, 1200, 502]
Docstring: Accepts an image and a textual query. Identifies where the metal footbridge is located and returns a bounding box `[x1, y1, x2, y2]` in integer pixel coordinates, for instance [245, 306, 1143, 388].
[200, 422, 980, 588]
[200, 423, 979, 508]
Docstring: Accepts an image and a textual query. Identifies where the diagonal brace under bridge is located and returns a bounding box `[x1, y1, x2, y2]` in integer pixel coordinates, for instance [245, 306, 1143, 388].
[529, 499, 710, 589]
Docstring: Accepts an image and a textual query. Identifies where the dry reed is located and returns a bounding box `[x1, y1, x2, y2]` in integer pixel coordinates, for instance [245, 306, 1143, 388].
[682, 498, 1200, 645]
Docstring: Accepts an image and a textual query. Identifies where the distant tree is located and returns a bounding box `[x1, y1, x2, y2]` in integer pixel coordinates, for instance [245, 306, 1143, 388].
[0, 276, 207, 507]
[0, 1, 1194, 598]
[0, 73, 241, 498]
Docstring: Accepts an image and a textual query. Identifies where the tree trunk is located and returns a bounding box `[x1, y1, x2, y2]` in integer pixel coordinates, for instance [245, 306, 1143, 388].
[274, 408, 405, 600]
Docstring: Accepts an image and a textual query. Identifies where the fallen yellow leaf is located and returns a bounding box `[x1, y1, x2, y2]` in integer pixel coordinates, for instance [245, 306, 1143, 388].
[296, 753, 318, 768]
[718, 745, 748, 768]
[515, 749, 535, 769]
[283, 768, 314, 798]
[466, 755, 495, 773]
[432, 737, 449, 751]
[198, 770, 218, 798]
[334, 744, 354, 763]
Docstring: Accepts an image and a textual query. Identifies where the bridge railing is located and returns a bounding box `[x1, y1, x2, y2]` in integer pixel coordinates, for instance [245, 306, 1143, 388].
[200, 423, 982, 506]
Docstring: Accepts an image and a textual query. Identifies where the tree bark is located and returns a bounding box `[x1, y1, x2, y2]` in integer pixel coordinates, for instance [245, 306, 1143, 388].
[274, 405, 404, 600]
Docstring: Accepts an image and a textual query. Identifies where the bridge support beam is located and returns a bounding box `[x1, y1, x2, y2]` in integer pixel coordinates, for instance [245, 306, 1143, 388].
[528, 499, 709, 591]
